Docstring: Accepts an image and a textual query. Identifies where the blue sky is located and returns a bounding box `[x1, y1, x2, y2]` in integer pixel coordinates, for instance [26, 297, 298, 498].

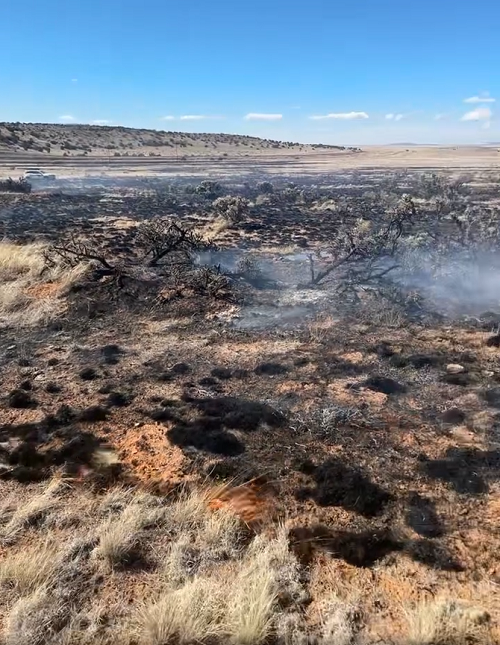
[1, 0, 499, 144]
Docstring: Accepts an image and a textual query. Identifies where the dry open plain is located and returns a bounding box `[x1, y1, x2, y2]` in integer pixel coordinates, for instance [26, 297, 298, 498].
[0, 134, 499, 645]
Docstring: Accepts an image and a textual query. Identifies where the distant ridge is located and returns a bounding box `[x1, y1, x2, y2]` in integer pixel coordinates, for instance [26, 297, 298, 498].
[0, 122, 346, 157]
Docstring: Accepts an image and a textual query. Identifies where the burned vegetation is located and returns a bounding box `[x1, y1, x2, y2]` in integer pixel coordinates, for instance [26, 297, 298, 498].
[0, 170, 499, 644]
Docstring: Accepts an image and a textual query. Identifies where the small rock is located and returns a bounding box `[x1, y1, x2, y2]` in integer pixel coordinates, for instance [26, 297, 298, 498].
[483, 370, 495, 378]
[446, 364, 465, 374]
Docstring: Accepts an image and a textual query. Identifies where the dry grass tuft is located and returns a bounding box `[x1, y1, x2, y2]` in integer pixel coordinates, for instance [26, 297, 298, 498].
[3, 586, 67, 645]
[0, 541, 62, 594]
[405, 599, 492, 645]
[0, 240, 88, 327]
[95, 491, 164, 568]
[317, 595, 362, 645]
[1, 479, 64, 544]
[135, 576, 227, 645]
[226, 526, 301, 644]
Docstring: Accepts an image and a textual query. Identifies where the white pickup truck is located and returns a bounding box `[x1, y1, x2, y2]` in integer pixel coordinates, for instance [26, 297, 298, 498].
[23, 169, 56, 181]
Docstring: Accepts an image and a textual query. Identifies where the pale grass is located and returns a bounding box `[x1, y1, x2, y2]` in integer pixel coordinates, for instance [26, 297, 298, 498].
[163, 486, 217, 533]
[0, 541, 62, 594]
[317, 595, 361, 645]
[0, 241, 47, 280]
[2, 479, 63, 543]
[202, 215, 230, 241]
[0, 240, 88, 327]
[405, 599, 492, 645]
[259, 244, 298, 255]
[3, 586, 64, 645]
[201, 505, 243, 553]
[135, 576, 227, 645]
[226, 526, 298, 644]
[307, 314, 338, 342]
[95, 492, 164, 567]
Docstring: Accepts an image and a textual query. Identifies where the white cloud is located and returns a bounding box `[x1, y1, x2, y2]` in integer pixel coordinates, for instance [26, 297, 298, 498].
[386, 113, 404, 121]
[91, 119, 110, 125]
[59, 115, 75, 122]
[464, 95, 495, 104]
[161, 115, 176, 121]
[461, 106, 492, 121]
[434, 113, 448, 120]
[180, 115, 210, 120]
[71, 78, 78, 83]
[309, 111, 369, 120]
[244, 113, 283, 121]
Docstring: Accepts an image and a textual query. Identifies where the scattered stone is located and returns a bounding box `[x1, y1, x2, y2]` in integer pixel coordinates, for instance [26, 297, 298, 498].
[47, 358, 59, 366]
[446, 364, 465, 374]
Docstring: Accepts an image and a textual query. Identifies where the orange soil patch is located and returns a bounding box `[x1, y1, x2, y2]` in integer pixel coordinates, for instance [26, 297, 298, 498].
[24, 282, 63, 298]
[327, 379, 388, 409]
[116, 423, 187, 491]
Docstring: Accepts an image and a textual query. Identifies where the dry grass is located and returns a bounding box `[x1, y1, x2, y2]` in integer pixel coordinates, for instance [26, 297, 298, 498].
[0, 541, 62, 593]
[94, 492, 163, 568]
[1, 479, 63, 544]
[0, 240, 88, 326]
[4, 586, 66, 645]
[405, 600, 492, 645]
[0, 481, 494, 645]
[135, 576, 228, 645]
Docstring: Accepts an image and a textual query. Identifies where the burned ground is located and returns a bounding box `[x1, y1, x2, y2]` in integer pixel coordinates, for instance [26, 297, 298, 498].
[0, 170, 499, 644]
